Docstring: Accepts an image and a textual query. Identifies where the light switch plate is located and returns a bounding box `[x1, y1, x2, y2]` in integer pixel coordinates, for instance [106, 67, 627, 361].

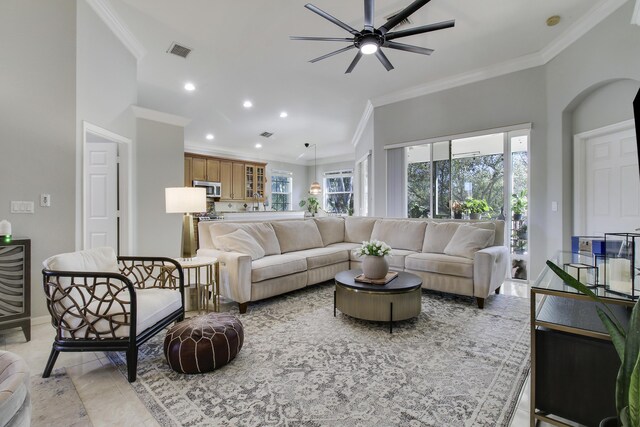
[11, 201, 34, 214]
[551, 201, 558, 212]
[40, 194, 51, 207]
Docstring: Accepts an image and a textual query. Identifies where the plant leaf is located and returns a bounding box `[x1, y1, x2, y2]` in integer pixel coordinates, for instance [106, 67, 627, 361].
[617, 301, 640, 416]
[621, 406, 630, 427]
[597, 307, 626, 361]
[629, 357, 640, 426]
[546, 260, 625, 333]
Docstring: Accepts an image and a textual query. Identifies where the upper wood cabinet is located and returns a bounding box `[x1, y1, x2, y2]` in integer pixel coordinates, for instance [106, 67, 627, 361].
[185, 153, 264, 201]
[245, 164, 267, 200]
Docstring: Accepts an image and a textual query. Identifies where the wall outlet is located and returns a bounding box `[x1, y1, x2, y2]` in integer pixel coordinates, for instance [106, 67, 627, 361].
[40, 193, 51, 207]
[10, 201, 34, 214]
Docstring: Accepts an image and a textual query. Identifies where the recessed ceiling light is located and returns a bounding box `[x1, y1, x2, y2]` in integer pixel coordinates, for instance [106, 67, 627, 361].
[255, 143, 262, 148]
[546, 15, 561, 27]
[184, 82, 196, 91]
[206, 134, 214, 140]
[280, 111, 288, 118]
[243, 100, 253, 108]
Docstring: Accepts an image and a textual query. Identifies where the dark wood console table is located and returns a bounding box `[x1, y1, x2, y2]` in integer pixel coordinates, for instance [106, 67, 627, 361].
[531, 252, 632, 426]
[0, 238, 31, 341]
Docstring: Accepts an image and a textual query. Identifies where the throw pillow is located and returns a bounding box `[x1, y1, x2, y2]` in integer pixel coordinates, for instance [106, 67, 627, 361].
[443, 225, 496, 259]
[215, 229, 266, 261]
[421, 222, 461, 253]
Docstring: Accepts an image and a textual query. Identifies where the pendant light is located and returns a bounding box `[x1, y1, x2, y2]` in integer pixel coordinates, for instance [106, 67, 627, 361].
[306, 143, 322, 195]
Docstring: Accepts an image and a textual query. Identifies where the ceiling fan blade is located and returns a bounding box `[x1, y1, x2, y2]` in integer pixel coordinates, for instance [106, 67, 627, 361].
[379, 0, 431, 34]
[385, 20, 455, 41]
[364, 0, 375, 30]
[290, 36, 355, 42]
[309, 45, 356, 63]
[383, 41, 434, 55]
[375, 49, 394, 71]
[345, 51, 363, 74]
[305, 4, 360, 36]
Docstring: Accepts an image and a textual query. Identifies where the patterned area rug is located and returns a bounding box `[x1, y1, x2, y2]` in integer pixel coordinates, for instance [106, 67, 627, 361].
[109, 284, 530, 426]
[31, 368, 92, 427]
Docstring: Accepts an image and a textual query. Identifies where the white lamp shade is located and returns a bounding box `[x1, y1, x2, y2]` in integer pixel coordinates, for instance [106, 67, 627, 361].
[309, 181, 322, 195]
[165, 187, 206, 213]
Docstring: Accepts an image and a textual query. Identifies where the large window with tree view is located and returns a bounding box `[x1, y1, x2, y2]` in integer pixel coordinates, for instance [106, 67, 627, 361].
[406, 130, 529, 280]
[323, 170, 353, 214]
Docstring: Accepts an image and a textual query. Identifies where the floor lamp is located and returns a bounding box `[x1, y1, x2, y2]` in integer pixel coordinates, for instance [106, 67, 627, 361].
[165, 187, 206, 259]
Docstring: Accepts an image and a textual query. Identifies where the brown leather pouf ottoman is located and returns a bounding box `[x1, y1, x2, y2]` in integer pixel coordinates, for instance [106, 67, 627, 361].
[163, 313, 244, 374]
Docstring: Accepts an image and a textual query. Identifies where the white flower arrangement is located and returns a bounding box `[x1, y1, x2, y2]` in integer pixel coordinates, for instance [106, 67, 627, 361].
[354, 240, 392, 257]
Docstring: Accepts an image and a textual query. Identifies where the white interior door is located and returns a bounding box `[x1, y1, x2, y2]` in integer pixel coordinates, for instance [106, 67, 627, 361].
[84, 141, 118, 250]
[584, 127, 640, 235]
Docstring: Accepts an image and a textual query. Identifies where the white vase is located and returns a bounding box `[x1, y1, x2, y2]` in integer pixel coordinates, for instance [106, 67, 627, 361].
[362, 255, 389, 279]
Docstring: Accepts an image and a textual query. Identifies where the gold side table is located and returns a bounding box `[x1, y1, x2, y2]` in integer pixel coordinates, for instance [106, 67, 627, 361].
[173, 256, 219, 312]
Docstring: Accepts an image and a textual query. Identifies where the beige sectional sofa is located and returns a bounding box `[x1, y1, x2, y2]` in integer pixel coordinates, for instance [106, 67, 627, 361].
[197, 217, 508, 313]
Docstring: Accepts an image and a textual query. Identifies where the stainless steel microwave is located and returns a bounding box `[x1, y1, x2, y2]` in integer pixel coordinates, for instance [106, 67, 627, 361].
[193, 180, 221, 198]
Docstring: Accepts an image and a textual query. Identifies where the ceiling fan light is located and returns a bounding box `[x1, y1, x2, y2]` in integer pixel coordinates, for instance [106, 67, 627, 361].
[309, 181, 322, 195]
[360, 42, 378, 55]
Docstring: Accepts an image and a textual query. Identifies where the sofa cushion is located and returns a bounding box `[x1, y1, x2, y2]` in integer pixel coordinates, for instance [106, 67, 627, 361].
[293, 247, 349, 269]
[422, 221, 496, 253]
[313, 217, 345, 246]
[251, 254, 307, 282]
[215, 229, 265, 261]
[405, 253, 474, 278]
[344, 217, 377, 243]
[388, 249, 418, 270]
[209, 222, 281, 256]
[371, 219, 427, 252]
[421, 222, 461, 254]
[326, 242, 361, 251]
[444, 225, 496, 259]
[271, 220, 324, 253]
[43, 247, 119, 273]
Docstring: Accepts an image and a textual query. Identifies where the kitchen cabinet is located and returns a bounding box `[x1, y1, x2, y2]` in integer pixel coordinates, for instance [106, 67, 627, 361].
[192, 157, 207, 181]
[245, 164, 267, 200]
[184, 157, 192, 186]
[220, 160, 245, 200]
[184, 155, 221, 183]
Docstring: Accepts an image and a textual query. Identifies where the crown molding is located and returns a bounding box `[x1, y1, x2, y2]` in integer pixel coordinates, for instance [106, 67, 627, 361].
[86, 0, 146, 61]
[185, 143, 300, 165]
[540, 0, 627, 62]
[632, 0, 640, 25]
[372, 0, 625, 107]
[351, 100, 374, 147]
[132, 106, 191, 127]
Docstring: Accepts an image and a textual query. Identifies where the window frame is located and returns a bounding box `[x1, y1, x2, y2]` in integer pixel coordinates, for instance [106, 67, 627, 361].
[270, 171, 293, 211]
[323, 169, 354, 214]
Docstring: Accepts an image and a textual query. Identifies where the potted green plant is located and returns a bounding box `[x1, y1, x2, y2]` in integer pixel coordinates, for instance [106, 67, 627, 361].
[299, 196, 319, 217]
[464, 198, 492, 220]
[547, 260, 640, 427]
[512, 190, 527, 221]
[450, 200, 465, 219]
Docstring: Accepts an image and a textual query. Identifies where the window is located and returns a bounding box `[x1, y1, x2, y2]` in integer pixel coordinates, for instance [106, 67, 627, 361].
[323, 169, 353, 214]
[270, 171, 292, 211]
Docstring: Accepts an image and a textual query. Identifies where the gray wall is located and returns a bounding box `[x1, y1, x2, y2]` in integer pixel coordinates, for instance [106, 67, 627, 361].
[265, 160, 309, 210]
[0, 0, 77, 319]
[545, 1, 640, 268]
[371, 2, 640, 279]
[572, 79, 639, 135]
[136, 119, 185, 257]
[374, 67, 548, 274]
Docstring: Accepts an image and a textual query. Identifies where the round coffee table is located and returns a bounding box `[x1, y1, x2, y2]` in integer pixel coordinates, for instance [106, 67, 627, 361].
[334, 269, 423, 333]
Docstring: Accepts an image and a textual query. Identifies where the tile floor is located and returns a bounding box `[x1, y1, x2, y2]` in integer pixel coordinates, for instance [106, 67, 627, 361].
[1, 281, 551, 427]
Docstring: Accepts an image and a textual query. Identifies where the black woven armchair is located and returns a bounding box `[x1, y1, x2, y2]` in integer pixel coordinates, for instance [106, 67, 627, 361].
[42, 247, 185, 382]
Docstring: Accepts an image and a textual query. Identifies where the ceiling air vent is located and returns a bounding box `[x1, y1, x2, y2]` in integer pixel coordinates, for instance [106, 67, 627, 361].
[384, 11, 412, 28]
[167, 42, 192, 58]
[260, 132, 274, 138]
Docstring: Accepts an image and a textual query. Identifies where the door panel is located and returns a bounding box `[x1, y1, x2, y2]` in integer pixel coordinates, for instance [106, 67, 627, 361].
[206, 159, 220, 182]
[85, 142, 117, 250]
[585, 128, 639, 235]
[220, 161, 232, 199]
[192, 158, 206, 181]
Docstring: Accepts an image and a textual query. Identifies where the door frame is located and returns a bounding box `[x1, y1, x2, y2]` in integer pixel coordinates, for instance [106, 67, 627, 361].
[80, 121, 133, 254]
[573, 119, 636, 235]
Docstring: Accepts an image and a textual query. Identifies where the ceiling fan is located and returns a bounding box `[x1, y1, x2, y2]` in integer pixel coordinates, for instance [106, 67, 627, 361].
[290, 0, 455, 73]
